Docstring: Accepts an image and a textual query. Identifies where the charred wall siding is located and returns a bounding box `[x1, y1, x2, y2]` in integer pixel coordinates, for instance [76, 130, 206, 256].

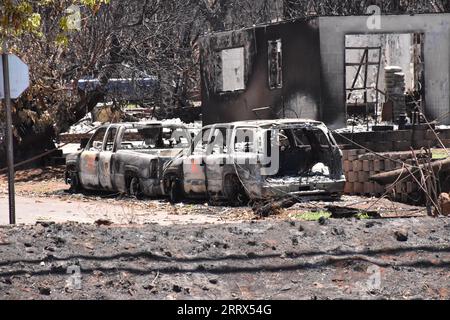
[200, 19, 322, 125]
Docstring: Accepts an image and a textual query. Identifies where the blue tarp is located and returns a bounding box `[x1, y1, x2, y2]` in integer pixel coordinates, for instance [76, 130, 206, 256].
[77, 77, 159, 101]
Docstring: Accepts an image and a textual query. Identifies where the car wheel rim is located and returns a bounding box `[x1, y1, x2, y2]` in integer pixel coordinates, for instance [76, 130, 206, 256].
[130, 178, 140, 197]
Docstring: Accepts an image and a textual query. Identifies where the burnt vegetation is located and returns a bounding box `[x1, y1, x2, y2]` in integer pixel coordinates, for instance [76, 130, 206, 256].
[1, 0, 450, 167]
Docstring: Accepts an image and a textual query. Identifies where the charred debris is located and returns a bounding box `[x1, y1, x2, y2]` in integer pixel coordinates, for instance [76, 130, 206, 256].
[15, 13, 450, 218]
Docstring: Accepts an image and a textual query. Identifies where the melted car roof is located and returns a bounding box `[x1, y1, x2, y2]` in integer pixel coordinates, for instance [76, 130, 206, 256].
[214, 119, 324, 128]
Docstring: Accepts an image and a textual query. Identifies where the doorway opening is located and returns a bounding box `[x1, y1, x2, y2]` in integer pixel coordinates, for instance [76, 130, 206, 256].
[345, 33, 425, 124]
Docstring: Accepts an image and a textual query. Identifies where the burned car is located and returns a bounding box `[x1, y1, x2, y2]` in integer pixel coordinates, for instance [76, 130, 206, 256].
[65, 121, 193, 196]
[163, 119, 346, 205]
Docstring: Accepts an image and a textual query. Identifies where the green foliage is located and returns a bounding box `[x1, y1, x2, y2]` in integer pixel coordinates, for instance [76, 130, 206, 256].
[0, 0, 109, 37]
[355, 212, 371, 220]
[295, 211, 332, 221]
[432, 148, 449, 160]
[81, 0, 110, 11]
[0, 0, 112, 160]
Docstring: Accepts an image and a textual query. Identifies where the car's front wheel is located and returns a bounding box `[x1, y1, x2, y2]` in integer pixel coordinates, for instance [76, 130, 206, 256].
[67, 171, 82, 193]
[168, 178, 183, 204]
[223, 174, 249, 207]
[128, 176, 142, 198]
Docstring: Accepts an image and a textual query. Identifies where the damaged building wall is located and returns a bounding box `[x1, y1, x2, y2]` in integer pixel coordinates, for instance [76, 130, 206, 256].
[345, 33, 416, 104]
[200, 19, 322, 125]
[320, 14, 450, 127]
[200, 13, 450, 127]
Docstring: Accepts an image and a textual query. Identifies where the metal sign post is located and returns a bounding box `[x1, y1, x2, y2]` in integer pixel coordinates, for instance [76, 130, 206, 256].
[1, 43, 29, 225]
[1, 42, 15, 224]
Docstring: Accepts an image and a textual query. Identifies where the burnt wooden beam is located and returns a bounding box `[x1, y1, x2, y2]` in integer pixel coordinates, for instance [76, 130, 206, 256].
[370, 157, 450, 185]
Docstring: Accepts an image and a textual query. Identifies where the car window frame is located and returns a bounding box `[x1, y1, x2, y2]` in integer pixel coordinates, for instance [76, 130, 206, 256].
[85, 126, 108, 151]
[103, 125, 119, 152]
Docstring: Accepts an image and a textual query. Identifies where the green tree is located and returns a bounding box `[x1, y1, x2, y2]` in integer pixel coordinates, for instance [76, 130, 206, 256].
[0, 0, 111, 166]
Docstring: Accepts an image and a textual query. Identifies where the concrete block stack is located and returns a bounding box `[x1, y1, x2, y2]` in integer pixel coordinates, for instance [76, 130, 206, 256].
[385, 66, 406, 122]
[341, 149, 421, 203]
[342, 149, 385, 196]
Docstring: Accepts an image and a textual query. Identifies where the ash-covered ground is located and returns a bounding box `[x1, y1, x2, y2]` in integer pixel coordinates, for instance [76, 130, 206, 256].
[0, 218, 449, 300]
[0, 167, 449, 300]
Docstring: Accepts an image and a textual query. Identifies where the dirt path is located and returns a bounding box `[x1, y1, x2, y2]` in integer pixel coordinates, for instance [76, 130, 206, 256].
[0, 195, 230, 226]
[0, 217, 449, 300]
[0, 166, 428, 226]
[0, 166, 255, 225]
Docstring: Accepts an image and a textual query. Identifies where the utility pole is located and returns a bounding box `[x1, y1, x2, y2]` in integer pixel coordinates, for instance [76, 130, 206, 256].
[2, 40, 16, 224]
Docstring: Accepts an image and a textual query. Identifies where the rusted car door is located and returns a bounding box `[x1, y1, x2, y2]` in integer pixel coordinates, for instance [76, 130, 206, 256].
[98, 126, 119, 191]
[79, 127, 107, 189]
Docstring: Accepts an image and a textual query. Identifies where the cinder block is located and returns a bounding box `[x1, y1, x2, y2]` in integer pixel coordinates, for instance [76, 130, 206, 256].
[384, 160, 393, 171]
[363, 143, 375, 152]
[399, 154, 410, 161]
[358, 171, 369, 182]
[441, 139, 450, 148]
[425, 130, 439, 140]
[347, 149, 358, 161]
[342, 150, 349, 161]
[343, 160, 352, 172]
[375, 142, 393, 152]
[352, 135, 366, 146]
[438, 129, 450, 140]
[385, 185, 395, 194]
[412, 129, 426, 141]
[357, 149, 367, 155]
[364, 182, 374, 194]
[354, 182, 364, 194]
[375, 183, 385, 194]
[370, 131, 383, 142]
[374, 159, 384, 172]
[369, 160, 375, 172]
[363, 160, 370, 172]
[347, 171, 358, 183]
[353, 160, 363, 172]
[344, 182, 354, 194]
[413, 139, 430, 149]
[390, 130, 411, 141]
[393, 140, 411, 151]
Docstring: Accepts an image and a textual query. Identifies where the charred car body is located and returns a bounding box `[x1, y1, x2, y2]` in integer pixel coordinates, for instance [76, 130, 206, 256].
[65, 121, 193, 196]
[163, 119, 346, 205]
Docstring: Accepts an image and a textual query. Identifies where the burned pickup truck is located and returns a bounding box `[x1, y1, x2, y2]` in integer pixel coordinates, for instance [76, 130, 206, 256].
[65, 121, 192, 196]
[163, 119, 346, 205]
